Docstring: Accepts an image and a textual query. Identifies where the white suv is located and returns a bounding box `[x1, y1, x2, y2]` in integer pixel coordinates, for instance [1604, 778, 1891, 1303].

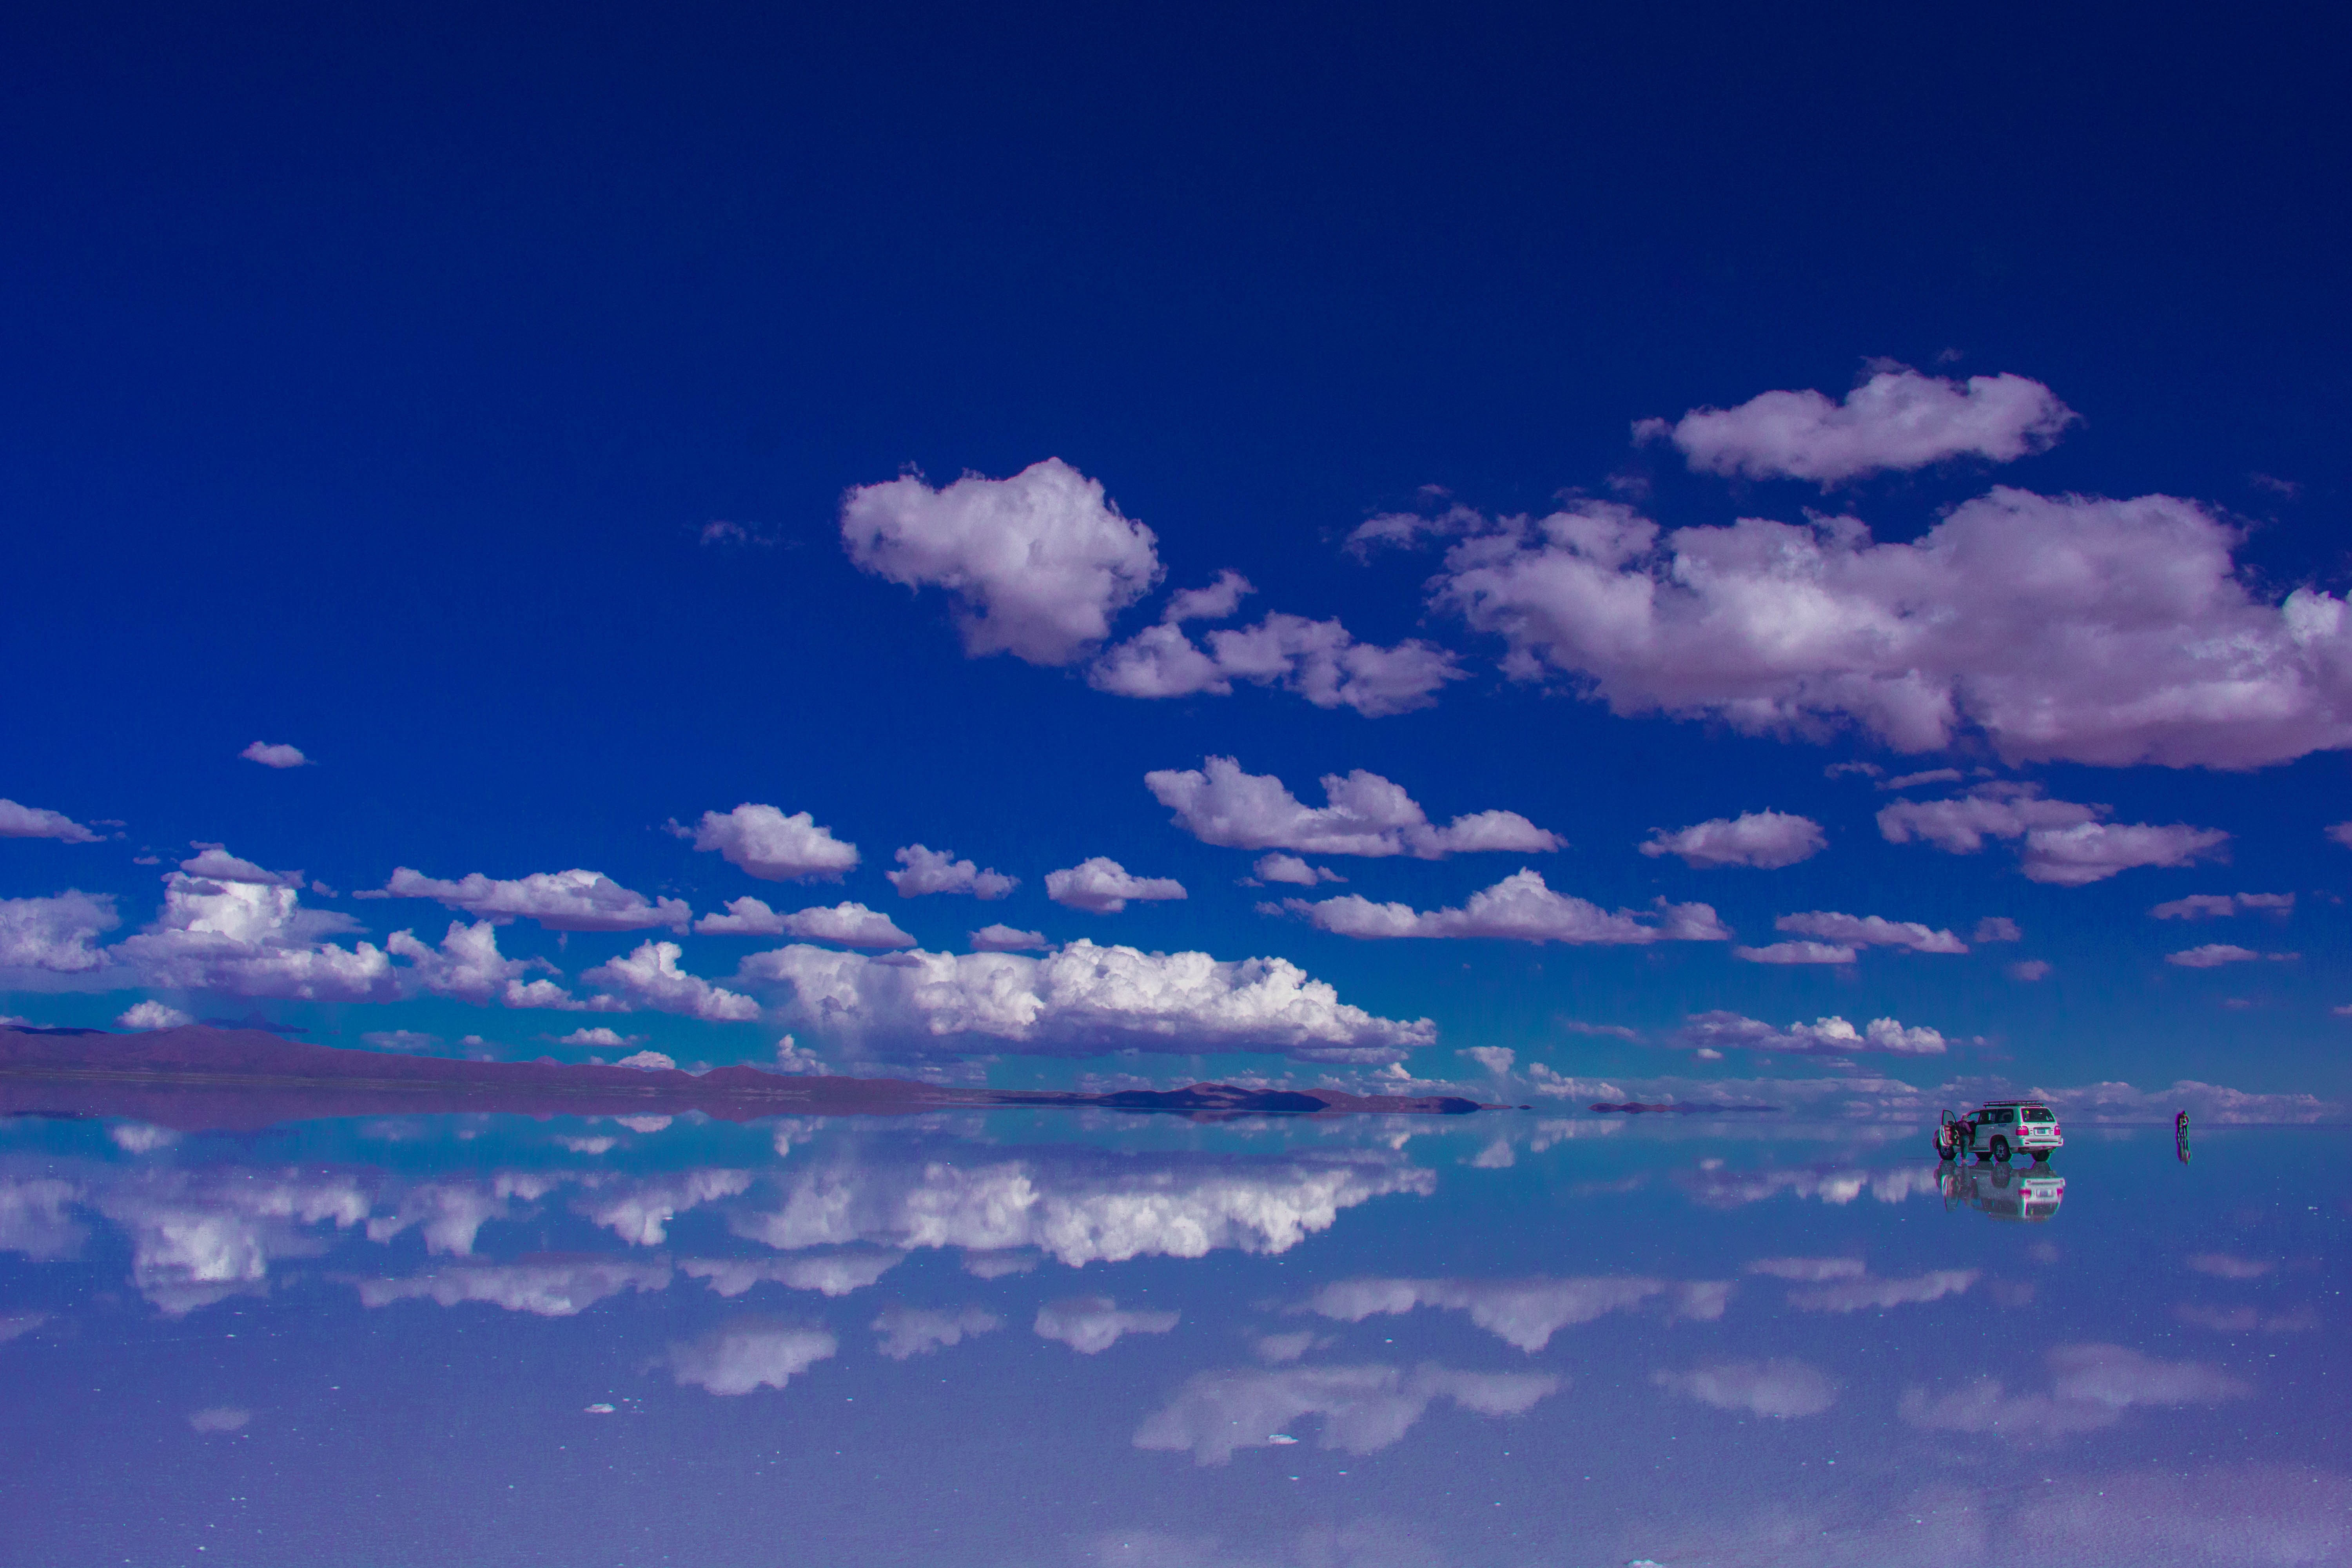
[1937, 1100, 2062, 1163]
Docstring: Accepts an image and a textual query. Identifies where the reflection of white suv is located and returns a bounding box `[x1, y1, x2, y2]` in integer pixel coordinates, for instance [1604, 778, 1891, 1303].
[1938, 1100, 2063, 1163]
[1940, 1162, 2067, 1222]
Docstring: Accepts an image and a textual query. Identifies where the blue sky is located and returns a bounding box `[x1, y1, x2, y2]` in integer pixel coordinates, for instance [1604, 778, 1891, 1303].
[5, 3, 2350, 1104]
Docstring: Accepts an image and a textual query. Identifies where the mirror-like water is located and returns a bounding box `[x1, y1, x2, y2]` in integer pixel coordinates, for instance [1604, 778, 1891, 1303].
[2, 1103, 2342, 1567]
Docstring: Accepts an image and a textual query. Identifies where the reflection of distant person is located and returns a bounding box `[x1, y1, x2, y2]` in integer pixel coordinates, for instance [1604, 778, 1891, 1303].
[2176, 1109, 2192, 1165]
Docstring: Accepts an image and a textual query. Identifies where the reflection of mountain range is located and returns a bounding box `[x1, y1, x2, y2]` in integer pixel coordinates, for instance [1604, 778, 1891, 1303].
[0, 1025, 1485, 1131]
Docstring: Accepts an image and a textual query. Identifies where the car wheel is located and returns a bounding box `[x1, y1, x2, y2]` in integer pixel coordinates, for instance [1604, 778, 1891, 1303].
[1935, 1136, 1953, 1160]
[2031, 1149, 2049, 1163]
[1992, 1136, 2012, 1162]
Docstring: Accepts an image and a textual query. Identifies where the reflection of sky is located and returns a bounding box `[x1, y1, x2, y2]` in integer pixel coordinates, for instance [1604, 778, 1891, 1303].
[0, 1109, 2345, 1566]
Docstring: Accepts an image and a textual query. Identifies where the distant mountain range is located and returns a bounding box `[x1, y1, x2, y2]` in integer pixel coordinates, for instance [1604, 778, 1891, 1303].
[0, 1025, 1490, 1132]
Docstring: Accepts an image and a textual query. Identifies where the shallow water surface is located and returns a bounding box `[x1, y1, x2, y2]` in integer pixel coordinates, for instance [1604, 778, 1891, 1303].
[2, 1105, 2344, 1566]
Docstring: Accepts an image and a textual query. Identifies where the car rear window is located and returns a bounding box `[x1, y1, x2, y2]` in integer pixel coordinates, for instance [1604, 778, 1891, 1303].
[2022, 1108, 2054, 1122]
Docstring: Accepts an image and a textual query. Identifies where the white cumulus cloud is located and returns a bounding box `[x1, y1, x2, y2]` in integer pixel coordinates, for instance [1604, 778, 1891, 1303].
[969, 924, 1048, 951]
[370, 867, 689, 931]
[240, 741, 309, 768]
[1635, 365, 2076, 485]
[1640, 811, 1825, 869]
[386, 920, 574, 1007]
[0, 799, 101, 843]
[1091, 613, 1463, 717]
[1879, 784, 2228, 884]
[1730, 940, 1858, 965]
[0, 891, 121, 974]
[681, 804, 859, 882]
[1675, 1010, 1949, 1056]
[782, 903, 917, 948]
[1250, 854, 1343, 887]
[694, 900, 916, 948]
[2166, 944, 2294, 969]
[120, 856, 398, 1002]
[841, 457, 1161, 665]
[1430, 487, 2352, 768]
[556, 1026, 642, 1049]
[115, 1000, 194, 1030]
[886, 845, 1016, 900]
[2152, 893, 2293, 920]
[1765, 911, 1967, 955]
[1044, 858, 1187, 914]
[739, 939, 1430, 1063]
[1291, 870, 1728, 947]
[1161, 569, 1254, 624]
[1034, 1295, 1180, 1354]
[580, 942, 762, 1021]
[1145, 756, 1560, 859]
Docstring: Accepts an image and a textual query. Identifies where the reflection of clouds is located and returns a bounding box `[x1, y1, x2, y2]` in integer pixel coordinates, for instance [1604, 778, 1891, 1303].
[663, 1321, 837, 1395]
[1251, 1330, 1328, 1365]
[1788, 1269, 1979, 1313]
[1682, 1163, 1944, 1209]
[0, 1310, 49, 1343]
[1077, 1520, 1447, 1567]
[574, 1170, 753, 1246]
[1745, 1255, 1864, 1281]
[1136, 1363, 1560, 1465]
[1644, 1465, 2350, 1568]
[109, 1124, 178, 1154]
[872, 1303, 1000, 1359]
[2014, 1463, 2352, 1564]
[2175, 1302, 2318, 1333]
[1640, 1485, 1992, 1568]
[95, 1170, 370, 1316]
[730, 1151, 1432, 1268]
[1902, 1343, 2251, 1437]
[358, 1256, 673, 1316]
[962, 1249, 1040, 1278]
[0, 1177, 85, 1260]
[1034, 1295, 1180, 1354]
[1653, 1359, 1837, 1417]
[2185, 1251, 2273, 1279]
[1527, 1119, 1622, 1151]
[681, 1250, 903, 1298]
[365, 1174, 561, 1257]
[188, 1407, 251, 1433]
[1303, 1275, 1728, 1352]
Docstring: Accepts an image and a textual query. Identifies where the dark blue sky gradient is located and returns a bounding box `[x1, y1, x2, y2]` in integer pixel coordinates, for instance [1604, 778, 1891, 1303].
[5, 2, 2351, 1092]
